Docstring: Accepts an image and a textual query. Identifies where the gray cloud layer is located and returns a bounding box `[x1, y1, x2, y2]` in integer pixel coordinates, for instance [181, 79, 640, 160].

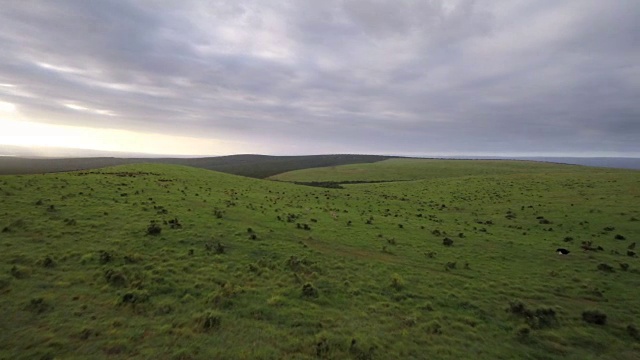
[1, 1, 639, 155]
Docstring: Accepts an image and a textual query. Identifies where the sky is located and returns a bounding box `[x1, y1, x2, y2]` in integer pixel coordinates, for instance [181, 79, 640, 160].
[0, 1, 639, 157]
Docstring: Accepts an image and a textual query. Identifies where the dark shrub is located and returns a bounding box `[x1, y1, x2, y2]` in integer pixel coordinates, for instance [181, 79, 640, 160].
[316, 338, 329, 357]
[25, 297, 51, 314]
[215, 242, 225, 254]
[582, 310, 607, 325]
[121, 290, 149, 305]
[628, 250, 637, 257]
[597, 263, 614, 272]
[104, 269, 127, 287]
[199, 311, 222, 331]
[614, 234, 626, 240]
[620, 263, 630, 271]
[99, 251, 112, 264]
[508, 301, 557, 329]
[529, 308, 557, 329]
[302, 283, 318, 298]
[442, 237, 453, 247]
[168, 217, 182, 229]
[10, 265, 29, 279]
[146, 222, 161, 235]
[445, 262, 456, 270]
[515, 325, 531, 340]
[390, 274, 405, 291]
[41, 256, 56, 268]
[627, 324, 639, 339]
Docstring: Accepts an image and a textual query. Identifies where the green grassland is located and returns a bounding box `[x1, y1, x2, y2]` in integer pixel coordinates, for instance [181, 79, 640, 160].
[1, 161, 639, 359]
[269, 158, 601, 183]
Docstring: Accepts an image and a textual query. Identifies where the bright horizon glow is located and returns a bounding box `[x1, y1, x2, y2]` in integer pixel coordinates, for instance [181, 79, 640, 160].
[0, 103, 252, 156]
[1, 100, 638, 158]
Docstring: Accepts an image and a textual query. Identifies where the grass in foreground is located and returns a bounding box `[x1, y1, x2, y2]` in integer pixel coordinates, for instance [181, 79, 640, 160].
[1, 162, 639, 359]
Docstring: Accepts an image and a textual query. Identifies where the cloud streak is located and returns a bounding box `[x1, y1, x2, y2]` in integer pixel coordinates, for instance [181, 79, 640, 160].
[1, 0, 639, 156]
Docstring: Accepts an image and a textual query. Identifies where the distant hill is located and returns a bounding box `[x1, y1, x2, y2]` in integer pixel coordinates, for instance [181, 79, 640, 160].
[0, 154, 396, 178]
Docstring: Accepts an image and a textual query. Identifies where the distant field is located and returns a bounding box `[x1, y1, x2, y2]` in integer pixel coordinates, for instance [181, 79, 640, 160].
[269, 158, 607, 183]
[0, 154, 394, 178]
[1, 163, 639, 359]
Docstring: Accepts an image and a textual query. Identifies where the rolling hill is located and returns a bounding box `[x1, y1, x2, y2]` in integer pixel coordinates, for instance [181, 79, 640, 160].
[1, 161, 639, 359]
[0, 154, 395, 178]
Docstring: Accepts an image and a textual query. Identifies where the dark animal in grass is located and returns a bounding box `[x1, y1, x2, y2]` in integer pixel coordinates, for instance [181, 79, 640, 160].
[556, 248, 570, 255]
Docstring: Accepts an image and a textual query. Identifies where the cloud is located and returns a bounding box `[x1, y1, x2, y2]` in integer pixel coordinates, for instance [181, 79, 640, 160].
[0, 0, 639, 155]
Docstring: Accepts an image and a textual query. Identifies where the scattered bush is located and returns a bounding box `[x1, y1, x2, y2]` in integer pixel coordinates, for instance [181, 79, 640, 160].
[627, 324, 639, 340]
[614, 234, 626, 240]
[442, 237, 454, 247]
[302, 283, 319, 298]
[390, 273, 405, 291]
[597, 263, 614, 272]
[167, 217, 182, 229]
[198, 311, 222, 331]
[146, 222, 162, 236]
[215, 242, 225, 254]
[10, 265, 30, 279]
[104, 269, 128, 287]
[620, 263, 630, 271]
[582, 310, 607, 325]
[508, 301, 557, 329]
[25, 297, 51, 314]
[445, 262, 456, 271]
[120, 290, 149, 305]
[316, 337, 329, 357]
[99, 251, 112, 264]
[426, 320, 442, 334]
[40, 256, 56, 268]
[515, 325, 531, 340]
[628, 250, 637, 257]
[0, 275, 11, 292]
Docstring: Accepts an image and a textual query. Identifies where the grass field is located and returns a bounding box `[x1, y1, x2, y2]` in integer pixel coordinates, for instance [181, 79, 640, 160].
[269, 158, 601, 183]
[1, 160, 639, 359]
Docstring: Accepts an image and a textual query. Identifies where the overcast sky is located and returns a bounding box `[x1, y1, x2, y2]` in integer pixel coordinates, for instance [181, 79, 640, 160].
[1, 1, 639, 156]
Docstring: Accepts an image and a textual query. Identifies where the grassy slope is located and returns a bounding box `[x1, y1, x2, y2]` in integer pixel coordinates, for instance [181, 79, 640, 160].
[269, 158, 598, 182]
[0, 154, 394, 178]
[1, 163, 639, 359]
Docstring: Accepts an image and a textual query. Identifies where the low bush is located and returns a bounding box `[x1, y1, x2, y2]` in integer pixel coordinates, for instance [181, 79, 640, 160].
[390, 273, 405, 291]
[582, 310, 607, 325]
[146, 222, 162, 235]
[508, 301, 558, 329]
[302, 283, 319, 298]
[198, 311, 222, 331]
[597, 263, 614, 272]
